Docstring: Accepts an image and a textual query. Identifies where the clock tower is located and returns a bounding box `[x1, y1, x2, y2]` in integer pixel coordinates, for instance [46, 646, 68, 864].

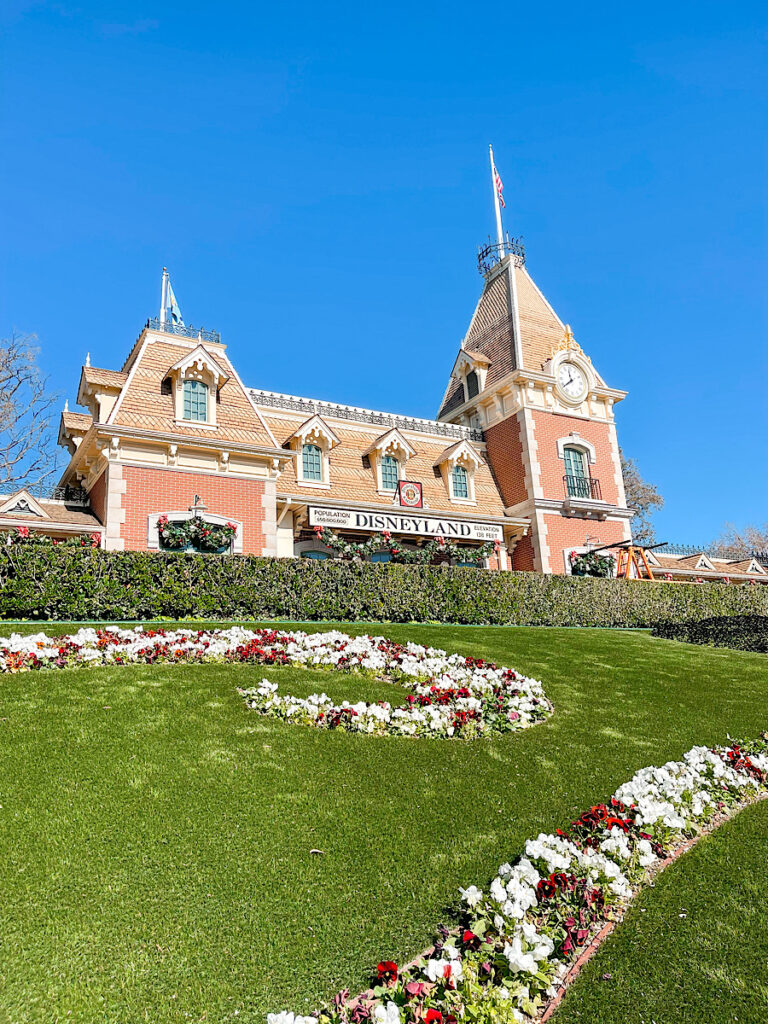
[436, 243, 634, 573]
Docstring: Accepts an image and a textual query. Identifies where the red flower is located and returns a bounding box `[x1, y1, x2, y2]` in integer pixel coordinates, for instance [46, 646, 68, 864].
[377, 961, 398, 985]
[604, 816, 630, 832]
[537, 877, 557, 899]
[425, 1011, 443, 1024]
[462, 929, 482, 949]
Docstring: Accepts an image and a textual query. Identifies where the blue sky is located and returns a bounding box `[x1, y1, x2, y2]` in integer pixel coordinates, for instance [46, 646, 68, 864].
[2, 1, 766, 542]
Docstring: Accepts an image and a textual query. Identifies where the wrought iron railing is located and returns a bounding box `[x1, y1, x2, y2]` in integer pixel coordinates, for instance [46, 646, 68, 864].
[564, 475, 602, 501]
[145, 318, 221, 344]
[249, 390, 485, 441]
[25, 483, 89, 504]
[655, 542, 768, 565]
[477, 236, 525, 275]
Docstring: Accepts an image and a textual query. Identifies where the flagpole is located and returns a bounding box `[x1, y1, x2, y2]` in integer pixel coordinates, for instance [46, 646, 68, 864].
[489, 145, 505, 255]
[160, 268, 168, 324]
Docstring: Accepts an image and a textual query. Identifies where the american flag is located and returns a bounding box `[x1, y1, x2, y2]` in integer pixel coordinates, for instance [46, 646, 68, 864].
[493, 161, 505, 208]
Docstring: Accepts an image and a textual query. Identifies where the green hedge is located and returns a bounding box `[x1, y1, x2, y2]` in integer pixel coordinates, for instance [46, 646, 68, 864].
[2, 548, 768, 626]
[653, 615, 768, 653]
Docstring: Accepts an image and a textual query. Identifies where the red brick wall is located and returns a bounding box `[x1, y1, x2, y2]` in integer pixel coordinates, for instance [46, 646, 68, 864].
[88, 470, 107, 525]
[484, 412, 528, 508]
[529, 411, 621, 506]
[542, 513, 630, 575]
[512, 534, 536, 571]
[120, 466, 268, 555]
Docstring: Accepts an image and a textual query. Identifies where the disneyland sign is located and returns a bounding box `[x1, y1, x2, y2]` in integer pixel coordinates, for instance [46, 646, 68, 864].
[309, 506, 504, 542]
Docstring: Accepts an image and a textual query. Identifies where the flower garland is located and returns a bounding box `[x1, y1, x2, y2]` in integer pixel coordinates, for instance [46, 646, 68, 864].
[3, 526, 101, 548]
[569, 550, 615, 578]
[157, 514, 237, 552]
[0, 627, 553, 741]
[268, 734, 768, 1024]
[313, 527, 501, 566]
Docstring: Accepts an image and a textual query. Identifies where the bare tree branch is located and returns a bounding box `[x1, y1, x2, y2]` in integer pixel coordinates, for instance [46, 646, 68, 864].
[711, 522, 768, 558]
[620, 449, 664, 545]
[0, 333, 60, 492]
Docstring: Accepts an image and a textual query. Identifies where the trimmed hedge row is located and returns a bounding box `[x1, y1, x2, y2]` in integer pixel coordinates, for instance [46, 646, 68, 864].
[653, 615, 768, 653]
[2, 548, 768, 626]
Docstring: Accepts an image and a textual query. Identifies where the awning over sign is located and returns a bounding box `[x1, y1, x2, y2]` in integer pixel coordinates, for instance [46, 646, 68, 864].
[308, 505, 504, 543]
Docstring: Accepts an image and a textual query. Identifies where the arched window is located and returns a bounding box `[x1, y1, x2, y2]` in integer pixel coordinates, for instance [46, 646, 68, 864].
[563, 446, 589, 497]
[451, 464, 469, 499]
[183, 379, 208, 421]
[465, 370, 479, 399]
[380, 454, 399, 491]
[301, 443, 323, 481]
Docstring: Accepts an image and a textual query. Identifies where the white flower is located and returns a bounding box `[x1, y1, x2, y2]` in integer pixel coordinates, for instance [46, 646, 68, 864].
[374, 1003, 401, 1024]
[460, 884, 483, 907]
[503, 934, 537, 975]
[267, 1012, 295, 1024]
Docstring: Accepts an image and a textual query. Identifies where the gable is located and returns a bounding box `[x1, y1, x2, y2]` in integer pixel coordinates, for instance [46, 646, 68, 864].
[0, 490, 49, 518]
[107, 338, 278, 448]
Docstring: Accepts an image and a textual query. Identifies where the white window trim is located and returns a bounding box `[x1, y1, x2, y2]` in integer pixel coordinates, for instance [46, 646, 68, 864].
[557, 433, 596, 465]
[446, 460, 477, 504]
[147, 510, 243, 553]
[297, 439, 329, 485]
[377, 452, 402, 493]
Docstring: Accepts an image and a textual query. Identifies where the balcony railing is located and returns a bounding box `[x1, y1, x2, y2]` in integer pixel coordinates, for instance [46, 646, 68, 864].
[145, 318, 221, 344]
[564, 475, 602, 501]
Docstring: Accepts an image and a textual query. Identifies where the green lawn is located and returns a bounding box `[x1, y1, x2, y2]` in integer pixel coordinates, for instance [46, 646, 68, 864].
[0, 623, 767, 1024]
[555, 796, 768, 1024]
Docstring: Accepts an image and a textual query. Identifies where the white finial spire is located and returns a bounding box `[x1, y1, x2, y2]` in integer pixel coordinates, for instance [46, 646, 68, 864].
[85, 352, 90, 367]
[489, 145, 506, 254]
[64, 399, 69, 412]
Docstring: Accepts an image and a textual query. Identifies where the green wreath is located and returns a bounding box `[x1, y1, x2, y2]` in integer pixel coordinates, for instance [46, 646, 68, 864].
[312, 526, 500, 566]
[157, 515, 238, 553]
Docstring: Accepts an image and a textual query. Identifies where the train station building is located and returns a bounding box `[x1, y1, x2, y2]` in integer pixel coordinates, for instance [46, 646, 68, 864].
[15, 237, 642, 574]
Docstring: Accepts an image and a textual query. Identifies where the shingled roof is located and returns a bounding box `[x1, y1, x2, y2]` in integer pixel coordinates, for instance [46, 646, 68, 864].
[261, 413, 506, 519]
[438, 257, 585, 418]
[81, 366, 129, 389]
[105, 337, 280, 449]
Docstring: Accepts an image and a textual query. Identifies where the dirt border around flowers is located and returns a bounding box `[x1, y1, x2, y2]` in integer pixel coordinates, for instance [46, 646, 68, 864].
[344, 791, 768, 1024]
[537, 791, 768, 1021]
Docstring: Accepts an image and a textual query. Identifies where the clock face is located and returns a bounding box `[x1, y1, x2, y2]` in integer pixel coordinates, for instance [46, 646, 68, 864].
[557, 362, 587, 401]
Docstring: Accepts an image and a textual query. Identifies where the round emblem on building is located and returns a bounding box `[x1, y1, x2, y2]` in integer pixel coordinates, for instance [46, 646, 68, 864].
[398, 481, 422, 508]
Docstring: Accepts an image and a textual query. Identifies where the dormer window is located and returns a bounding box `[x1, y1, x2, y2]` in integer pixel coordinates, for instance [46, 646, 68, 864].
[183, 380, 209, 422]
[167, 345, 229, 429]
[286, 415, 340, 488]
[451, 464, 469, 499]
[447, 350, 490, 407]
[434, 439, 482, 504]
[380, 454, 400, 491]
[301, 443, 323, 482]
[364, 428, 416, 495]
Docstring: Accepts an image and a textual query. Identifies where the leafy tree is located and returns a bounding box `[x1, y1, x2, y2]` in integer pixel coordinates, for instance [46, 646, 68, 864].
[620, 449, 664, 545]
[712, 522, 768, 558]
[0, 333, 60, 492]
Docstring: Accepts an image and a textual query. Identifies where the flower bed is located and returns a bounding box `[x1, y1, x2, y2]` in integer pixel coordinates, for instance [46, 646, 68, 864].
[266, 734, 768, 1024]
[0, 627, 553, 740]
